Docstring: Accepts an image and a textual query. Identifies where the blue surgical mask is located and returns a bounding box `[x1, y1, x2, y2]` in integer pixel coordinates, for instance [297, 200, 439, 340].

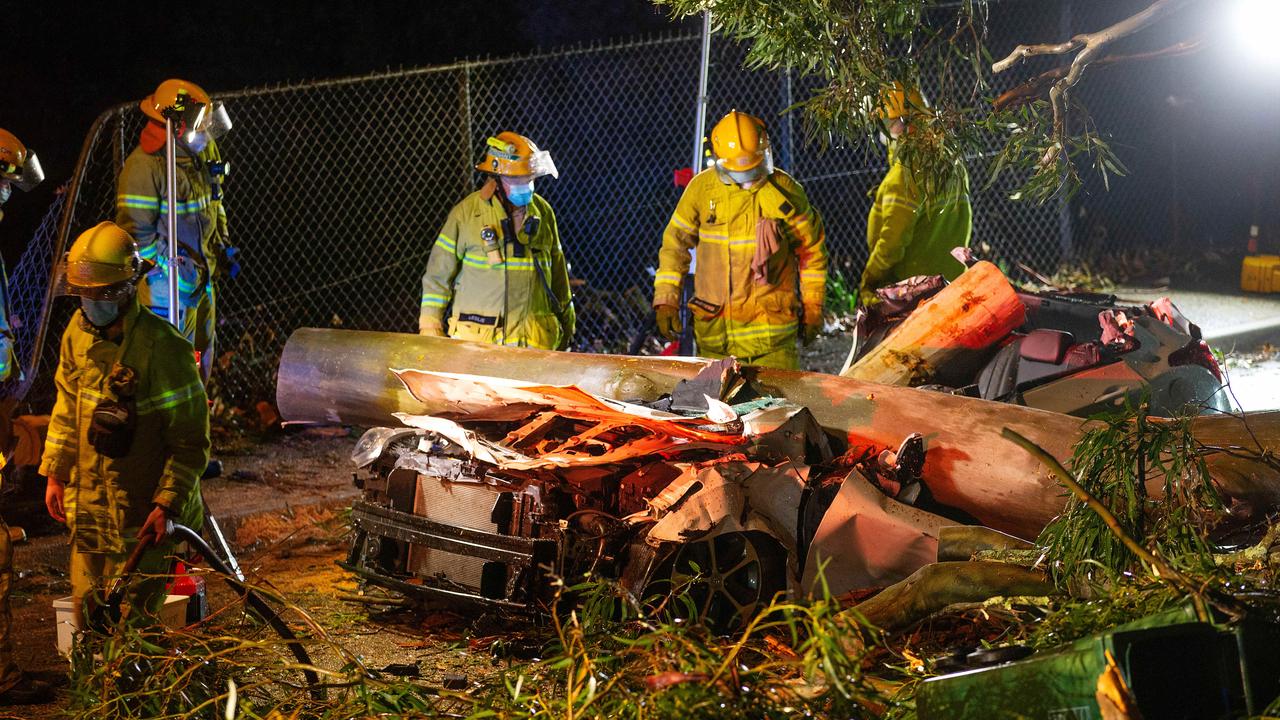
[504, 180, 534, 207]
[0, 183, 10, 205]
[81, 297, 122, 328]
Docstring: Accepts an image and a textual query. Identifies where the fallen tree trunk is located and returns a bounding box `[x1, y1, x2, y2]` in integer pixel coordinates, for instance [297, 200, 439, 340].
[277, 329, 1280, 540]
[849, 561, 1055, 633]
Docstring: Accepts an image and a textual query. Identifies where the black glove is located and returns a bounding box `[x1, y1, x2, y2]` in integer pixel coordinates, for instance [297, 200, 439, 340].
[556, 327, 574, 351]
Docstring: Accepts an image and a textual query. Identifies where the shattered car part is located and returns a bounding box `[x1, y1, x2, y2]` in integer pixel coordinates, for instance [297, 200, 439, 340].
[846, 263, 1232, 417]
[338, 364, 955, 629]
[800, 466, 951, 593]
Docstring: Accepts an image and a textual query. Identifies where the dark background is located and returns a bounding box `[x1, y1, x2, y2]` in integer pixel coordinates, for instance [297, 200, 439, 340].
[1, 0, 686, 258]
[4, 0, 1280, 270]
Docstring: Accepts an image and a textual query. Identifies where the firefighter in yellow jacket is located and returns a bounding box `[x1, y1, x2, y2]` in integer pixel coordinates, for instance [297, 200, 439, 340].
[419, 132, 575, 350]
[0, 128, 50, 706]
[0, 128, 43, 383]
[654, 110, 827, 369]
[858, 85, 971, 306]
[116, 78, 232, 378]
[41, 222, 209, 629]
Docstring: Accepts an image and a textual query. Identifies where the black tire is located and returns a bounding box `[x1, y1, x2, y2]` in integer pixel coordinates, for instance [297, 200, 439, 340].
[651, 531, 788, 634]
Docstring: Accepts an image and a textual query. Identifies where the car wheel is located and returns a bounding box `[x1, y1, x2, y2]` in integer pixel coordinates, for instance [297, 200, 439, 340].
[659, 530, 787, 634]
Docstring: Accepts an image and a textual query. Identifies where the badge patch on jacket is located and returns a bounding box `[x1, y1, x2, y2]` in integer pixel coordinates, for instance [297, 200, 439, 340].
[688, 297, 723, 317]
[458, 313, 499, 326]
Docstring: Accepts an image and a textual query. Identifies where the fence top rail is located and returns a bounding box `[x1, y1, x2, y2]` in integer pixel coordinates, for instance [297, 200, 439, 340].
[86, 29, 701, 123]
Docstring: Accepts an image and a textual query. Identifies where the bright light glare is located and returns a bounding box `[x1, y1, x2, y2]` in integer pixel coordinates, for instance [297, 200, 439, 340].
[1232, 0, 1280, 67]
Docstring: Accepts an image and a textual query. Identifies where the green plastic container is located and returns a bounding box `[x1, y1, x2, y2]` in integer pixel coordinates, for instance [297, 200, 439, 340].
[917, 605, 1280, 719]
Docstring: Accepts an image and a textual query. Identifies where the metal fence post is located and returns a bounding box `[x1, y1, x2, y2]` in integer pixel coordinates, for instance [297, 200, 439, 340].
[1056, 0, 1075, 263]
[164, 117, 181, 327]
[681, 11, 714, 356]
[462, 64, 474, 197]
[691, 12, 712, 174]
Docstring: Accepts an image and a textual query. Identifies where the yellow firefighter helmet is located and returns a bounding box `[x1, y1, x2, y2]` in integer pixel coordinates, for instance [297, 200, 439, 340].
[878, 83, 928, 122]
[475, 132, 559, 179]
[141, 78, 212, 123]
[708, 110, 773, 183]
[0, 128, 43, 191]
[62, 222, 147, 298]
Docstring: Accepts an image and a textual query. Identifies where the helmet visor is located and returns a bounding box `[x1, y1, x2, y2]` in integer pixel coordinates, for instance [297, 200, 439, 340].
[188, 101, 233, 142]
[714, 147, 773, 185]
[55, 272, 136, 302]
[528, 149, 558, 179]
[55, 255, 150, 300]
[0, 150, 43, 191]
[15, 151, 43, 191]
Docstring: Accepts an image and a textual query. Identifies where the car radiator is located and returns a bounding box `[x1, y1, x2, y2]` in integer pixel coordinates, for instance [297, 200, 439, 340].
[408, 476, 503, 590]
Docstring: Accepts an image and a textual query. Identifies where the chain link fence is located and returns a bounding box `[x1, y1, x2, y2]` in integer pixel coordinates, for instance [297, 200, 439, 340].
[13, 0, 1181, 413]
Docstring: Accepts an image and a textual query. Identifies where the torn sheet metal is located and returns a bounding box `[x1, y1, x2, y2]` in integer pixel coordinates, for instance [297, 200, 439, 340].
[801, 467, 952, 596]
[393, 413, 533, 468]
[392, 412, 732, 470]
[643, 460, 809, 566]
[395, 369, 747, 441]
[741, 405, 834, 465]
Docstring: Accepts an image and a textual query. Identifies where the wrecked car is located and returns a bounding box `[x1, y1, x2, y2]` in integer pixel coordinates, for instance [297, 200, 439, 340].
[844, 259, 1230, 418]
[341, 363, 952, 630]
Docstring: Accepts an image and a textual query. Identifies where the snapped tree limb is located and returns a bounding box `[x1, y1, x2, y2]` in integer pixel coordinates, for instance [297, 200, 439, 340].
[994, 40, 1203, 112]
[992, 0, 1199, 163]
[278, 329, 1280, 542]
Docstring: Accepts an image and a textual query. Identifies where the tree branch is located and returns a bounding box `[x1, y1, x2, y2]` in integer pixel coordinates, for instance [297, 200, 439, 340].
[994, 40, 1203, 112]
[991, 0, 1199, 165]
[992, 0, 1196, 74]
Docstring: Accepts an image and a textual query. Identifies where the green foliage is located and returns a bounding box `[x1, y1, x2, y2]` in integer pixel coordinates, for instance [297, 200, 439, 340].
[67, 572, 895, 719]
[471, 576, 890, 718]
[1037, 402, 1223, 589]
[66, 595, 450, 720]
[654, 0, 1133, 202]
[1022, 579, 1188, 649]
[824, 268, 858, 315]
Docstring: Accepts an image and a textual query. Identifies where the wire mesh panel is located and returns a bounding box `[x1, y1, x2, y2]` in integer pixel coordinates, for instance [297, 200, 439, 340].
[18, 0, 1173, 412]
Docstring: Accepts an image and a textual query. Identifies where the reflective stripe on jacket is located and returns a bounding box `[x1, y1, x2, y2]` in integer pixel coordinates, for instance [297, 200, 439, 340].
[860, 147, 972, 300]
[654, 168, 827, 361]
[420, 189, 575, 350]
[116, 140, 228, 314]
[38, 301, 209, 553]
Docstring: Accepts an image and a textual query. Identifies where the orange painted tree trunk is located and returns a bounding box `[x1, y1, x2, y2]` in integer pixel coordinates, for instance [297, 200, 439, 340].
[843, 261, 1026, 386]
